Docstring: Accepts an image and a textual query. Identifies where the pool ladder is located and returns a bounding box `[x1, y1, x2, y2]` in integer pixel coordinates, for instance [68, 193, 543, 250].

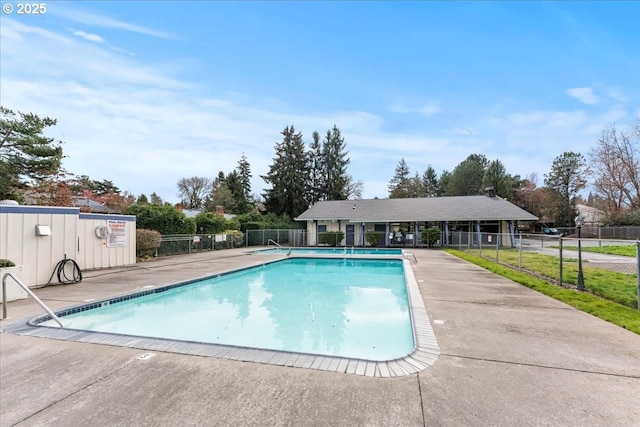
[403, 251, 418, 263]
[2, 272, 64, 327]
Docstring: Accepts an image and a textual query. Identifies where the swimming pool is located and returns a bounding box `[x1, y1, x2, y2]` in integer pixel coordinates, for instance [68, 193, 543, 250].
[256, 247, 403, 255]
[40, 259, 412, 360]
[15, 256, 439, 377]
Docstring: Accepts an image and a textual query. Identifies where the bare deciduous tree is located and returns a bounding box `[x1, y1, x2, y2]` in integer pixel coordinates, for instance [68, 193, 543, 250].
[589, 120, 640, 216]
[177, 176, 212, 209]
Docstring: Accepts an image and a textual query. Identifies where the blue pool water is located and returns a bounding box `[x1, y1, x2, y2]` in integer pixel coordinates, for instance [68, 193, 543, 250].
[257, 247, 403, 255]
[43, 258, 414, 361]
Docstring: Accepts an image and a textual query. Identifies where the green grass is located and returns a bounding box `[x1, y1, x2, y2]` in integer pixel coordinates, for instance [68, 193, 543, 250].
[445, 249, 640, 335]
[467, 248, 638, 308]
[564, 245, 637, 257]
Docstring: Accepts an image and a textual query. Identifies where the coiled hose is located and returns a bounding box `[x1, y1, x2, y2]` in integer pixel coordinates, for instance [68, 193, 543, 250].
[47, 258, 83, 286]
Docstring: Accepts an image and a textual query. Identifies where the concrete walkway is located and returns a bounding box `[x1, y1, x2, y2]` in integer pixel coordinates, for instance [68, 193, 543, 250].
[1, 249, 639, 426]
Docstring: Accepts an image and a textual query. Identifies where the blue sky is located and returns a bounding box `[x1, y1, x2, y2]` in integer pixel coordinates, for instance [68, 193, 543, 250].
[1, 1, 638, 203]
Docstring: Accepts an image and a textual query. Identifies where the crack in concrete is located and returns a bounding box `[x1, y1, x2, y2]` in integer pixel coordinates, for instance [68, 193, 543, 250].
[11, 357, 139, 426]
[439, 353, 640, 380]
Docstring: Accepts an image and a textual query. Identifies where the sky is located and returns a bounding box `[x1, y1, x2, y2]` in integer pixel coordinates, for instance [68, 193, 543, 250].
[1, 1, 639, 204]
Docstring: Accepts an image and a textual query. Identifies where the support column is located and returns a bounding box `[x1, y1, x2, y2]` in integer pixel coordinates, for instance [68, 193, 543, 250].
[508, 220, 515, 248]
[475, 220, 481, 247]
[445, 221, 450, 246]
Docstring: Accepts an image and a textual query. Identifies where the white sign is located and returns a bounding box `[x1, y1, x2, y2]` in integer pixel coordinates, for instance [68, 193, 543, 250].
[107, 220, 128, 247]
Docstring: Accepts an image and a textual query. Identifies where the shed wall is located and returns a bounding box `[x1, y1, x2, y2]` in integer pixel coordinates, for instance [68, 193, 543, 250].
[0, 206, 135, 288]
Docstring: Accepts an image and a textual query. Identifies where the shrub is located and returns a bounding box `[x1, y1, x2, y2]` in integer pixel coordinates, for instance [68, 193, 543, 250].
[0, 259, 16, 268]
[318, 231, 345, 247]
[424, 228, 441, 247]
[125, 204, 194, 235]
[365, 231, 384, 247]
[136, 229, 162, 259]
[214, 230, 244, 249]
[195, 212, 228, 234]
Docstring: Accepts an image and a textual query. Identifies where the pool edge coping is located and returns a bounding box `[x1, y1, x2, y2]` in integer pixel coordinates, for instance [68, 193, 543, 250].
[2, 257, 440, 378]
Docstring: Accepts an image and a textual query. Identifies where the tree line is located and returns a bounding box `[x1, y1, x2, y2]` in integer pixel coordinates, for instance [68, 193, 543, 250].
[1, 104, 638, 228]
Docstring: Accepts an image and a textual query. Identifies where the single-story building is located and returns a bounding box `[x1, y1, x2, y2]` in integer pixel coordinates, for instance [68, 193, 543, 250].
[295, 193, 538, 248]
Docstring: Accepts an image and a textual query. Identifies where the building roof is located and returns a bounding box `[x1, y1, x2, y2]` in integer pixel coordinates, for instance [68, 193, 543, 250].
[576, 204, 605, 224]
[72, 197, 119, 214]
[182, 208, 236, 221]
[295, 196, 538, 223]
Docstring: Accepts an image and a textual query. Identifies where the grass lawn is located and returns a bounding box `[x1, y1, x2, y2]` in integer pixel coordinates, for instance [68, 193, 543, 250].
[445, 249, 640, 335]
[564, 244, 637, 257]
[467, 248, 638, 308]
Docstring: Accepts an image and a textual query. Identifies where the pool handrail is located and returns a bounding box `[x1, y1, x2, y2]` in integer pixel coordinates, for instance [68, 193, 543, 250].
[267, 239, 282, 248]
[2, 272, 64, 327]
[403, 251, 418, 263]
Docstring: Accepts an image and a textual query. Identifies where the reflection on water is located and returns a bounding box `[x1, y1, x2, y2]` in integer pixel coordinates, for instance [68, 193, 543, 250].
[48, 258, 414, 360]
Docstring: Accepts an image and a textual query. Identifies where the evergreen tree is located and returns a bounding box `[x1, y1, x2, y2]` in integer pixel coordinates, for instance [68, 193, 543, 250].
[235, 153, 253, 213]
[261, 125, 310, 218]
[308, 130, 325, 204]
[225, 170, 245, 213]
[445, 154, 489, 196]
[438, 170, 451, 196]
[388, 158, 412, 198]
[206, 171, 234, 212]
[321, 125, 350, 200]
[411, 172, 424, 197]
[0, 106, 64, 200]
[422, 165, 439, 197]
[544, 151, 589, 226]
[481, 159, 521, 199]
[150, 192, 163, 205]
[137, 194, 149, 204]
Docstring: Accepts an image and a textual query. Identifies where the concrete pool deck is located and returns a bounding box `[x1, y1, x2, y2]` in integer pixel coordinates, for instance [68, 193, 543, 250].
[2, 248, 639, 426]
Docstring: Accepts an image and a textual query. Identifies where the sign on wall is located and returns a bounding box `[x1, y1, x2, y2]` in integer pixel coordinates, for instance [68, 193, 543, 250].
[107, 219, 128, 247]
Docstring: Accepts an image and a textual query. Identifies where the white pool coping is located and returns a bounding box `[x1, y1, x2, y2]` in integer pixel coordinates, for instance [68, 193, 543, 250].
[4, 258, 439, 377]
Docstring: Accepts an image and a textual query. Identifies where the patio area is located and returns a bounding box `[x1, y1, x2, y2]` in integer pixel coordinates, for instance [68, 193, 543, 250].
[2, 248, 639, 426]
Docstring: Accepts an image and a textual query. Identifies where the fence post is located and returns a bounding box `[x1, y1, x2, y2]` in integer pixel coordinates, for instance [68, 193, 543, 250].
[518, 234, 522, 270]
[559, 237, 563, 286]
[636, 240, 639, 311]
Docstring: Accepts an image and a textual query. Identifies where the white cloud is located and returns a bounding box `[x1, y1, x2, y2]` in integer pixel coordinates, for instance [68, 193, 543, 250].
[50, 4, 177, 40]
[2, 14, 636, 202]
[566, 87, 600, 105]
[388, 102, 441, 117]
[72, 30, 105, 43]
[419, 103, 442, 116]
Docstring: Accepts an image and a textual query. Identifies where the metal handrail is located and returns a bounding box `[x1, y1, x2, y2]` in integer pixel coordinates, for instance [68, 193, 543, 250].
[267, 239, 282, 248]
[2, 272, 64, 327]
[403, 251, 418, 263]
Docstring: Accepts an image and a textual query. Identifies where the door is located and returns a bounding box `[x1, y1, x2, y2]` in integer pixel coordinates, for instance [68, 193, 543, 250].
[346, 224, 355, 246]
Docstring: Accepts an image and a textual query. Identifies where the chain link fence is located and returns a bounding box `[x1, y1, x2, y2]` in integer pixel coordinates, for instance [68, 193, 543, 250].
[154, 229, 307, 257]
[157, 232, 244, 257]
[452, 231, 639, 310]
[244, 229, 307, 247]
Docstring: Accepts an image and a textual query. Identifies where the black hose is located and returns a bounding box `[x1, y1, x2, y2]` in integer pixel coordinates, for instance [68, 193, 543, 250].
[47, 258, 83, 286]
